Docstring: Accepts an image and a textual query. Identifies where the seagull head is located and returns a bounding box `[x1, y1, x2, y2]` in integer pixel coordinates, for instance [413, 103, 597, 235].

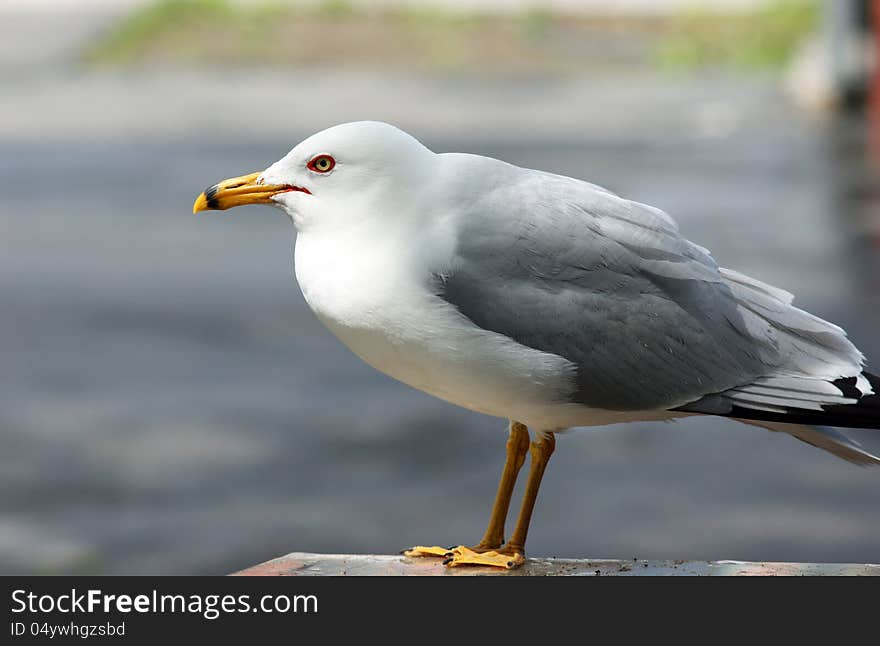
[193, 121, 436, 232]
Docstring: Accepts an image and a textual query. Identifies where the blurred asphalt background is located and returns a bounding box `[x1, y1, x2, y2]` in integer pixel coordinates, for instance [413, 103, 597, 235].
[1, 0, 879, 574]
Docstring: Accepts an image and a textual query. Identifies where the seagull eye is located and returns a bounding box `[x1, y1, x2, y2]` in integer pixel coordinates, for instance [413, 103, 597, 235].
[308, 155, 335, 173]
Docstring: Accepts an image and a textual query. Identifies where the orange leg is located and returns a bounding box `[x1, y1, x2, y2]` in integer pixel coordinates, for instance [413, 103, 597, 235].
[405, 421, 529, 559]
[405, 424, 557, 570]
[474, 421, 531, 550]
[446, 432, 555, 569]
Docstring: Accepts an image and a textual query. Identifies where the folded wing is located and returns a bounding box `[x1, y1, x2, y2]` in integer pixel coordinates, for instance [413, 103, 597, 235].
[435, 169, 877, 463]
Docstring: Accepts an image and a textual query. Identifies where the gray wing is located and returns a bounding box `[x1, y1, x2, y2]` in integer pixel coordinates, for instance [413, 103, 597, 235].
[435, 171, 862, 413]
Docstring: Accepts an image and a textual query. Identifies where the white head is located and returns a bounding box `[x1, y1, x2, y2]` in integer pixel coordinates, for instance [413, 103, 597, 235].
[193, 121, 437, 233]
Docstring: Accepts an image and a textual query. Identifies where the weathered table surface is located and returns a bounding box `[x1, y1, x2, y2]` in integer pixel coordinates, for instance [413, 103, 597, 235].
[233, 552, 880, 576]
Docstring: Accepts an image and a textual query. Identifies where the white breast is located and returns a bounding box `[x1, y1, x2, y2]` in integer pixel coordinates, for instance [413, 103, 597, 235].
[292, 228, 600, 429]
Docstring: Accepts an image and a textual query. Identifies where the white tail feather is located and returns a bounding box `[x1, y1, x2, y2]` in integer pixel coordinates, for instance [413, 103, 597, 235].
[738, 419, 880, 466]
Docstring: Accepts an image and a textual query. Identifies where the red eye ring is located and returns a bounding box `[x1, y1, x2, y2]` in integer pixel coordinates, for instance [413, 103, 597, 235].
[307, 154, 336, 173]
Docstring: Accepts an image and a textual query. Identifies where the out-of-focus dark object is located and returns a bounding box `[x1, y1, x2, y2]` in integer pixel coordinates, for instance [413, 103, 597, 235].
[873, 0, 880, 103]
[870, 0, 880, 164]
[827, 0, 875, 108]
[788, 1, 876, 112]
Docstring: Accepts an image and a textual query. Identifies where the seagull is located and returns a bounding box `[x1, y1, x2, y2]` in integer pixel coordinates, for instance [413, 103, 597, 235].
[193, 121, 880, 569]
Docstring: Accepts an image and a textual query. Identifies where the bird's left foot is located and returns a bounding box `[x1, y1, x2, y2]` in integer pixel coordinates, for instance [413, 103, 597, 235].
[445, 545, 525, 569]
[403, 544, 524, 569]
[403, 545, 453, 558]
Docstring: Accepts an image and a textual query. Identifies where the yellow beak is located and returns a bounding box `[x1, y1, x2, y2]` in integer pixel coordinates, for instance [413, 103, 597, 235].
[192, 172, 295, 214]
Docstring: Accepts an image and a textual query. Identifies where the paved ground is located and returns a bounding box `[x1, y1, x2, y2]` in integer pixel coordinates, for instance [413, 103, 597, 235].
[1, 4, 879, 575]
[235, 552, 880, 576]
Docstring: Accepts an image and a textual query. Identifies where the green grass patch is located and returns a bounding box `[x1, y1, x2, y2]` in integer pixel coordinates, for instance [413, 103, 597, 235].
[86, 0, 820, 75]
[87, 0, 291, 65]
[656, 0, 820, 71]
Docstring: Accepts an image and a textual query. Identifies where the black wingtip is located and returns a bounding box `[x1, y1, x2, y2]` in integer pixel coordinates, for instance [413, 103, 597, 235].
[675, 371, 880, 431]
